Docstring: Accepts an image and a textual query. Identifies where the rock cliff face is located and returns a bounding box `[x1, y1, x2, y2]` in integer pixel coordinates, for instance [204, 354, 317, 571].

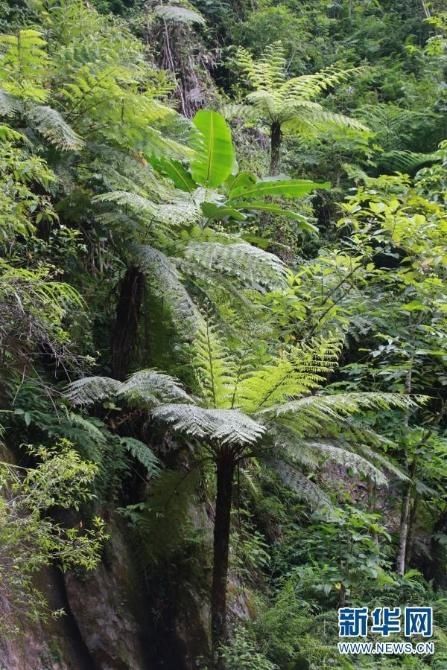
[0, 516, 211, 670]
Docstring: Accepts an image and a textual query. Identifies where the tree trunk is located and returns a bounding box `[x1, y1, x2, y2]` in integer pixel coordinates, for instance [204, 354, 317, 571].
[397, 487, 411, 576]
[406, 492, 419, 568]
[211, 451, 235, 668]
[269, 121, 282, 175]
[396, 459, 416, 576]
[111, 266, 145, 380]
[428, 507, 447, 589]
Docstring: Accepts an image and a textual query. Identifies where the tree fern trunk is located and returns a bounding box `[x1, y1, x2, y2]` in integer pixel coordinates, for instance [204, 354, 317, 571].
[397, 487, 411, 576]
[211, 451, 235, 668]
[396, 459, 416, 576]
[270, 121, 282, 175]
[111, 266, 145, 380]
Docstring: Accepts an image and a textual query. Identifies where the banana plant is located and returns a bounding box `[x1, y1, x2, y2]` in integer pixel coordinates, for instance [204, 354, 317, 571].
[151, 109, 329, 233]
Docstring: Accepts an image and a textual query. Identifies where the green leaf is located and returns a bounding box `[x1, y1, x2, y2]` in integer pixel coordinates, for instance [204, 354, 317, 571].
[150, 156, 197, 192]
[228, 178, 330, 202]
[191, 110, 235, 188]
[201, 201, 246, 221]
[225, 171, 256, 194]
[237, 202, 317, 232]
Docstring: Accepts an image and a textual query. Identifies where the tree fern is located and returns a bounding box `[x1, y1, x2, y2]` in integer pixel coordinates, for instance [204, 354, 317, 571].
[235, 42, 367, 173]
[154, 4, 206, 26]
[69, 326, 422, 655]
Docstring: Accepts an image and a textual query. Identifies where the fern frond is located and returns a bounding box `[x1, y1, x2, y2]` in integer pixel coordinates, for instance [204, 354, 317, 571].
[182, 242, 287, 291]
[192, 320, 238, 408]
[270, 459, 330, 508]
[236, 43, 287, 92]
[282, 105, 368, 135]
[28, 105, 84, 150]
[356, 443, 408, 481]
[376, 150, 441, 174]
[94, 191, 201, 228]
[236, 337, 342, 413]
[120, 437, 160, 477]
[66, 370, 190, 408]
[137, 245, 202, 335]
[119, 369, 191, 405]
[0, 89, 20, 116]
[93, 191, 157, 216]
[65, 376, 123, 406]
[151, 404, 265, 446]
[280, 67, 361, 101]
[154, 5, 206, 25]
[259, 391, 418, 420]
[144, 125, 194, 161]
[302, 440, 388, 485]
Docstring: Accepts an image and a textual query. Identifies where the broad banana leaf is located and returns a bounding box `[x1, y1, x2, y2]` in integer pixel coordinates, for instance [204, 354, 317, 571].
[191, 110, 235, 188]
[229, 178, 330, 201]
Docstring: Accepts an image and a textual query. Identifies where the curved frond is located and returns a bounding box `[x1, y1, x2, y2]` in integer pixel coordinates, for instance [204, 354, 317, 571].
[237, 337, 342, 413]
[260, 391, 419, 420]
[94, 191, 201, 228]
[303, 440, 388, 486]
[65, 376, 123, 406]
[154, 5, 206, 25]
[120, 437, 161, 477]
[119, 369, 191, 405]
[270, 459, 330, 508]
[376, 150, 441, 175]
[182, 242, 287, 291]
[137, 245, 202, 335]
[28, 105, 84, 150]
[94, 191, 157, 215]
[282, 106, 368, 135]
[151, 404, 265, 446]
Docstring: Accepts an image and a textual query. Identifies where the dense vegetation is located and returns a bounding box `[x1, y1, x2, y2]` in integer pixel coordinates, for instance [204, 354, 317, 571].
[1, 0, 447, 668]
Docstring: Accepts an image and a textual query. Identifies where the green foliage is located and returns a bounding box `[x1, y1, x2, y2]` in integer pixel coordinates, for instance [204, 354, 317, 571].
[191, 109, 235, 187]
[234, 42, 367, 136]
[1, 0, 447, 665]
[0, 29, 50, 101]
[220, 627, 278, 670]
[0, 440, 107, 637]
